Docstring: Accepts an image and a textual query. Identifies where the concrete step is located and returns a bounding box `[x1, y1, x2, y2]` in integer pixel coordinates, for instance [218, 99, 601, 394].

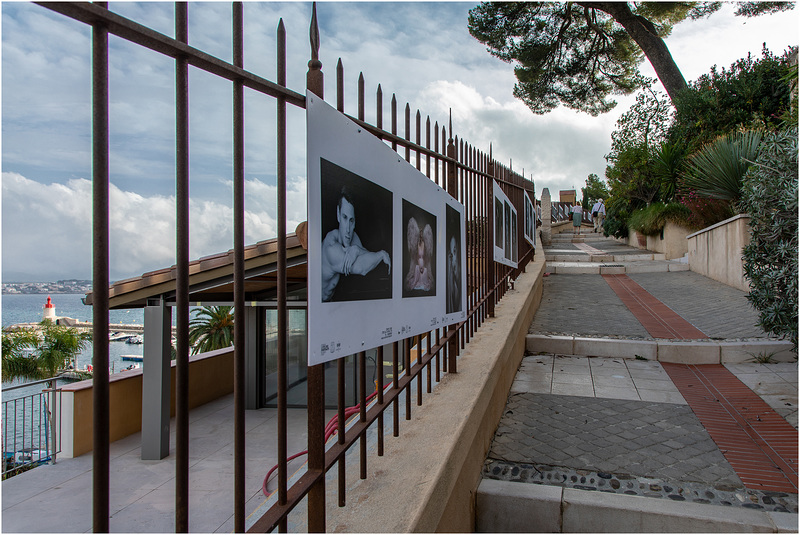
[545, 253, 666, 263]
[544, 260, 688, 274]
[525, 334, 797, 364]
[476, 479, 797, 533]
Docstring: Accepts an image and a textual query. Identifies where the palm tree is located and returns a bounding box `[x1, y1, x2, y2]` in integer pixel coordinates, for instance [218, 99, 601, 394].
[36, 320, 91, 378]
[188, 306, 234, 355]
[2, 328, 40, 381]
[1, 321, 90, 382]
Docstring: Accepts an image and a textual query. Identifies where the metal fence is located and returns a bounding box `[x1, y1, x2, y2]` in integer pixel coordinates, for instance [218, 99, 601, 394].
[36, 2, 535, 532]
[2, 379, 61, 478]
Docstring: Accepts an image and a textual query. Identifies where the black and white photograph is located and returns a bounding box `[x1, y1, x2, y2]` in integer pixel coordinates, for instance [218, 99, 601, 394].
[504, 201, 511, 261]
[445, 204, 462, 314]
[320, 158, 392, 302]
[308, 93, 467, 365]
[524, 190, 535, 247]
[492, 180, 518, 269]
[494, 197, 503, 247]
[402, 200, 436, 298]
[512, 209, 518, 263]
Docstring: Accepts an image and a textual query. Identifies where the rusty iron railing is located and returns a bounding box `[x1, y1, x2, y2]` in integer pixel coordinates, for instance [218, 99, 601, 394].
[35, 2, 536, 532]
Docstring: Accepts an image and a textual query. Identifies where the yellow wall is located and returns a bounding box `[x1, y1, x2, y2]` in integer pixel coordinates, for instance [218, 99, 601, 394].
[60, 348, 234, 458]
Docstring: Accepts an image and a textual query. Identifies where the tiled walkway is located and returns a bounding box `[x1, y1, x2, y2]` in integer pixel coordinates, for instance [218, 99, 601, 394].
[602, 273, 708, 339]
[664, 363, 799, 494]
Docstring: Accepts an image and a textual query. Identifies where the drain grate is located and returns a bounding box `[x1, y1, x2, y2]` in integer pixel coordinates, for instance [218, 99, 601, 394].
[600, 264, 624, 267]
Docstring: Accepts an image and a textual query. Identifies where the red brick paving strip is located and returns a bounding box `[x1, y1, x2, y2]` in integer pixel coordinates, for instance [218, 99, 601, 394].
[663, 363, 798, 493]
[602, 274, 708, 339]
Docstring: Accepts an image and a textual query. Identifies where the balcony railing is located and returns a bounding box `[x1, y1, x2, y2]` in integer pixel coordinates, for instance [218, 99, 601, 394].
[2, 378, 61, 478]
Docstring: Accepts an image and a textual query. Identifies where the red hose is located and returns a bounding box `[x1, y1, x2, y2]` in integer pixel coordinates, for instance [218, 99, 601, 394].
[262, 386, 384, 497]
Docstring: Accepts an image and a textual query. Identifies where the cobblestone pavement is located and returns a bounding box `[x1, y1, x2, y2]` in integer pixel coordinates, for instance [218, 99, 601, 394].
[629, 271, 766, 339]
[483, 390, 798, 513]
[529, 271, 773, 340]
[529, 274, 653, 338]
[490, 393, 740, 486]
[492, 237, 799, 515]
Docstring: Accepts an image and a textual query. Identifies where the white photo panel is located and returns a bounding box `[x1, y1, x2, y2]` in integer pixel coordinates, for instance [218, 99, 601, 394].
[307, 93, 466, 366]
[492, 180, 517, 269]
[524, 190, 536, 247]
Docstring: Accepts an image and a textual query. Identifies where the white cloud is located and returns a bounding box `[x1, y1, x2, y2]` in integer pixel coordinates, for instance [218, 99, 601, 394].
[2, 172, 307, 282]
[2, 2, 798, 281]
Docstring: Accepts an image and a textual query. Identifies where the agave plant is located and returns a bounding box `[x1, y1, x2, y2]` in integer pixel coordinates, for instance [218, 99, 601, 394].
[188, 306, 234, 355]
[681, 130, 763, 203]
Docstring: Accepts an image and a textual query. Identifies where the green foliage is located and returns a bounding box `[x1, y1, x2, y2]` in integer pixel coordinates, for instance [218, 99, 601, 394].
[610, 81, 673, 155]
[1, 328, 40, 381]
[627, 202, 691, 236]
[188, 306, 235, 355]
[740, 127, 798, 347]
[468, 2, 793, 116]
[602, 195, 631, 239]
[670, 46, 795, 149]
[2, 322, 90, 382]
[468, 2, 642, 115]
[734, 2, 794, 17]
[35, 321, 91, 379]
[651, 140, 687, 202]
[581, 173, 609, 208]
[681, 130, 763, 203]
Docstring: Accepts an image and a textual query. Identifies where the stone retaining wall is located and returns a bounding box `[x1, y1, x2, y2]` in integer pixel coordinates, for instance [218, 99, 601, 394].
[325, 259, 546, 532]
[687, 214, 751, 292]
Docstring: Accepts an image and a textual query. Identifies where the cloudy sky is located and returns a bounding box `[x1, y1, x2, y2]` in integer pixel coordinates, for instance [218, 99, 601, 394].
[2, 1, 797, 282]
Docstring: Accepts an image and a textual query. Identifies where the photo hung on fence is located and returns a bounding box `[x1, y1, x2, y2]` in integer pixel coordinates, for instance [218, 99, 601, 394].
[494, 197, 503, 246]
[504, 200, 512, 260]
[445, 203, 462, 314]
[402, 199, 436, 298]
[320, 158, 392, 302]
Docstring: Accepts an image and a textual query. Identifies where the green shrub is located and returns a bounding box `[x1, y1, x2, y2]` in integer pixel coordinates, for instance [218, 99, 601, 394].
[740, 126, 798, 347]
[627, 202, 691, 236]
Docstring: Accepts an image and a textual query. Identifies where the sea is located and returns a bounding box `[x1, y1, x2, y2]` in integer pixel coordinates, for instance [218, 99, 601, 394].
[2, 293, 146, 390]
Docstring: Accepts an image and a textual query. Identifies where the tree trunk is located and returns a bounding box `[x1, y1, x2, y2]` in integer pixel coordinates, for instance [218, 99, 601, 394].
[582, 2, 688, 105]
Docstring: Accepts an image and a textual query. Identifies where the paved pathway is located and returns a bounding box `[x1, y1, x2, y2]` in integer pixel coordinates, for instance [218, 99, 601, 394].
[487, 233, 799, 516]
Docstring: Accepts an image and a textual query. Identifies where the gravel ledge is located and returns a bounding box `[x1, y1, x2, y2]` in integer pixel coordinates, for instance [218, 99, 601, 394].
[483, 459, 798, 513]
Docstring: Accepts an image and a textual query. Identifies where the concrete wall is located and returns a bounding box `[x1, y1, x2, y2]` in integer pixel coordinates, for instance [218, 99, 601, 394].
[687, 214, 751, 292]
[627, 221, 691, 260]
[325, 258, 546, 532]
[59, 347, 234, 458]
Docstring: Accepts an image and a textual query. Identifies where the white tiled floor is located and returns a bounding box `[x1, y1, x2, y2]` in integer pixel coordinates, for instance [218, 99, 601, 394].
[513, 354, 798, 427]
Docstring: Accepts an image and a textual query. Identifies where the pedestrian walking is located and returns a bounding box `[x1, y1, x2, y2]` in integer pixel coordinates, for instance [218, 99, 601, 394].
[595, 199, 606, 233]
[571, 201, 583, 235]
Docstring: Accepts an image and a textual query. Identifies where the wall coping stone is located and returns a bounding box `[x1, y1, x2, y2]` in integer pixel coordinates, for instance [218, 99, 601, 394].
[686, 213, 750, 240]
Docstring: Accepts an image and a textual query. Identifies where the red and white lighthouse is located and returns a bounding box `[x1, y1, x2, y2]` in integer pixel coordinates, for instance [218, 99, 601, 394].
[43, 295, 56, 322]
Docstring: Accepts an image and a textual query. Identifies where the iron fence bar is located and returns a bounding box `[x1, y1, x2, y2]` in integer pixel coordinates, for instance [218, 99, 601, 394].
[306, 4, 326, 531]
[91, 2, 110, 530]
[358, 350, 367, 479]
[392, 341, 399, 437]
[404, 338, 411, 420]
[276, 16, 289, 533]
[35, 2, 306, 109]
[232, 3, 246, 532]
[377, 345, 384, 456]
[334, 57, 348, 510]
[174, 3, 190, 531]
[404, 104, 410, 163]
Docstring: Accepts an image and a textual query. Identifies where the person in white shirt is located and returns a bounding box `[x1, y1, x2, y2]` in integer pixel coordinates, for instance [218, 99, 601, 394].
[591, 199, 606, 233]
[571, 201, 583, 235]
